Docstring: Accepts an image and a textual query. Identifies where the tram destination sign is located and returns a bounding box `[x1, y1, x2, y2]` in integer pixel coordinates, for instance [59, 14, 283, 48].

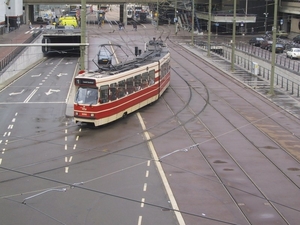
[75, 78, 96, 86]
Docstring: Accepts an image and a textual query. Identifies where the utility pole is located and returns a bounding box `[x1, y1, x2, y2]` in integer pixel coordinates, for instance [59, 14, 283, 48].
[269, 0, 278, 96]
[207, 0, 212, 57]
[157, 0, 159, 30]
[231, 0, 237, 72]
[80, 0, 86, 70]
[174, 0, 177, 34]
[191, 0, 194, 45]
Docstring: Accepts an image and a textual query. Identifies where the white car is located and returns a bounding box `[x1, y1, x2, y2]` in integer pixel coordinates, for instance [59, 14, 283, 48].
[286, 48, 300, 59]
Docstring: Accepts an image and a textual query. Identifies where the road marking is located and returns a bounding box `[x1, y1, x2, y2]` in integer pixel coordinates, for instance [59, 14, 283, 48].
[57, 73, 68, 77]
[8, 125, 13, 129]
[137, 216, 142, 225]
[140, 198, 145, 207]
[45, 89, 60, 95]
[145, 170, 149, 177]
[31, 73, 41, 77]
[0, 158, 2, 164]
[65, 144, 67, 150]
[137, 112, 186, 225]
[24, 87, 39, 103]
[9, 89, 25, 96]
[73, 144, 77, 150]
[143, 183, 147, 191]
[65, 167, 69, 173]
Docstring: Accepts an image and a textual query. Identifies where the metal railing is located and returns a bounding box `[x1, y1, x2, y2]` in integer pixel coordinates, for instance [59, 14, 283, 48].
[235, 41, 300, 73]
[195, 41, 300, 97]
[0, 30, 42, 72]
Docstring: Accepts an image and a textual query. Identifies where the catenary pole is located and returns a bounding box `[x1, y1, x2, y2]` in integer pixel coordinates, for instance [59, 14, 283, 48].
[269, 0, 278, 96]
[231, 0, 237, 72]
[191, 0, 194, 45]
[207, 0, 212, 57]
[80, 0, 86, 70]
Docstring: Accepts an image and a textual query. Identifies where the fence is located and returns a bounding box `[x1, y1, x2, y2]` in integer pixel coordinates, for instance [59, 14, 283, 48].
[196, 41, 300, 97]
[0, 30, 42, 72]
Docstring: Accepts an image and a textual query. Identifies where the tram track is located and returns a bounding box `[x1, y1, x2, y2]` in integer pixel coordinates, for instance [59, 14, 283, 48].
[1, 23, 300, 224]
[161, 31, 300, 223]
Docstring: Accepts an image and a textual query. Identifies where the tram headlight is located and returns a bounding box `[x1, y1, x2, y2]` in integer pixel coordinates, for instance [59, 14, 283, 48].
[91, 113, 95, 117]
[75, 112, 79, 116]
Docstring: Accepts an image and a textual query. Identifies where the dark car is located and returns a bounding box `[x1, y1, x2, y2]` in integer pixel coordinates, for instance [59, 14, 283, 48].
[97, 48, 112, 65]
[249, 37, 264, 47]
[293, 35, 300, 44]
[260, 39, 273, 50]
[36, 17, 44, 23]
[268, 43, 284, 53]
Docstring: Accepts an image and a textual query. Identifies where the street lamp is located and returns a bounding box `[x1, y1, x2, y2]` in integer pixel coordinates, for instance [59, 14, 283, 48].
[264, 0, 269, 33]
[264, 12, 268, 33]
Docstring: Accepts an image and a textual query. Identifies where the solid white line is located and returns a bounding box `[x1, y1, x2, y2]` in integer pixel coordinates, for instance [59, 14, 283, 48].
[137, 216, 142, 225]
[24, 87, 39, 103]
[137, 112, 186, 225]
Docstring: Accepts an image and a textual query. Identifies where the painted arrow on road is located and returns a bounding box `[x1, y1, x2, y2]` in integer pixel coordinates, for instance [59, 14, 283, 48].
[45, 89, 60, 95]
[57, 73, 68, 77]
[9, 89, 25, 96]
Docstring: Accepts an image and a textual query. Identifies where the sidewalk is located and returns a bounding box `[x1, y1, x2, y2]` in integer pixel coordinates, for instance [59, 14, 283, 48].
[0, 24, 42, 69]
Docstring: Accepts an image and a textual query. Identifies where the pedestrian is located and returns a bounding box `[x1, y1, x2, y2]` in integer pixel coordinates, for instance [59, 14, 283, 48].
[132, 21, 137, 31]
[29, 21, 32, 29]
[175, 22, 180, 35]
[251, 27, 254, 34]
[168, 18, 171, 26]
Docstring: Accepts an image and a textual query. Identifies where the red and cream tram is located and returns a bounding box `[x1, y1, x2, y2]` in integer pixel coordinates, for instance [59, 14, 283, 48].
[74, 38, 171, 126]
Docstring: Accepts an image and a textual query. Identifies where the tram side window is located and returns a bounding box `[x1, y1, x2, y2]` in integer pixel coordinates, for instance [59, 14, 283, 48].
[100, 85, 109, 103]
[141, 72, 148, 89]
[118, 80, 126, 98]
[161, 63, 167, 78]
[110, 83, 117, 101]
[134, 74, 142, 91]
[126, 77, 134, 94]
[148, 69, 155, 85]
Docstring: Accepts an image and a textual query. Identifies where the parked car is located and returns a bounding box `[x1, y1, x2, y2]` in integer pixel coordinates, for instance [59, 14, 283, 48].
[268, 43, 284, 53]
[260, 39, 273, 50]
[286, 48, 300, 59]
[97, 48, 112, 65]
[293, 35, 300, 44]
[249, 37, 264, 47]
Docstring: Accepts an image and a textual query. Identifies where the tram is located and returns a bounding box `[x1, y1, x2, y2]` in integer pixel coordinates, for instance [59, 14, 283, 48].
[73, 38, 171, 126]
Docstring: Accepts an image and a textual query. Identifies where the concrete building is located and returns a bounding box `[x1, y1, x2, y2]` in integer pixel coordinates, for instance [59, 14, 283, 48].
[278, 0, 300, 36]
[0, 0, 23, 34]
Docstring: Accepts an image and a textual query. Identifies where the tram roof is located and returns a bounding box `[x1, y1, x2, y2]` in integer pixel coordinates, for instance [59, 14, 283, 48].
[80, 39, 169, 79]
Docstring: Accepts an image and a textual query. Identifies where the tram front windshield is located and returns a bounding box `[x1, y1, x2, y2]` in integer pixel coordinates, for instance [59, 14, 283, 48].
[75, 87, 98, 105]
